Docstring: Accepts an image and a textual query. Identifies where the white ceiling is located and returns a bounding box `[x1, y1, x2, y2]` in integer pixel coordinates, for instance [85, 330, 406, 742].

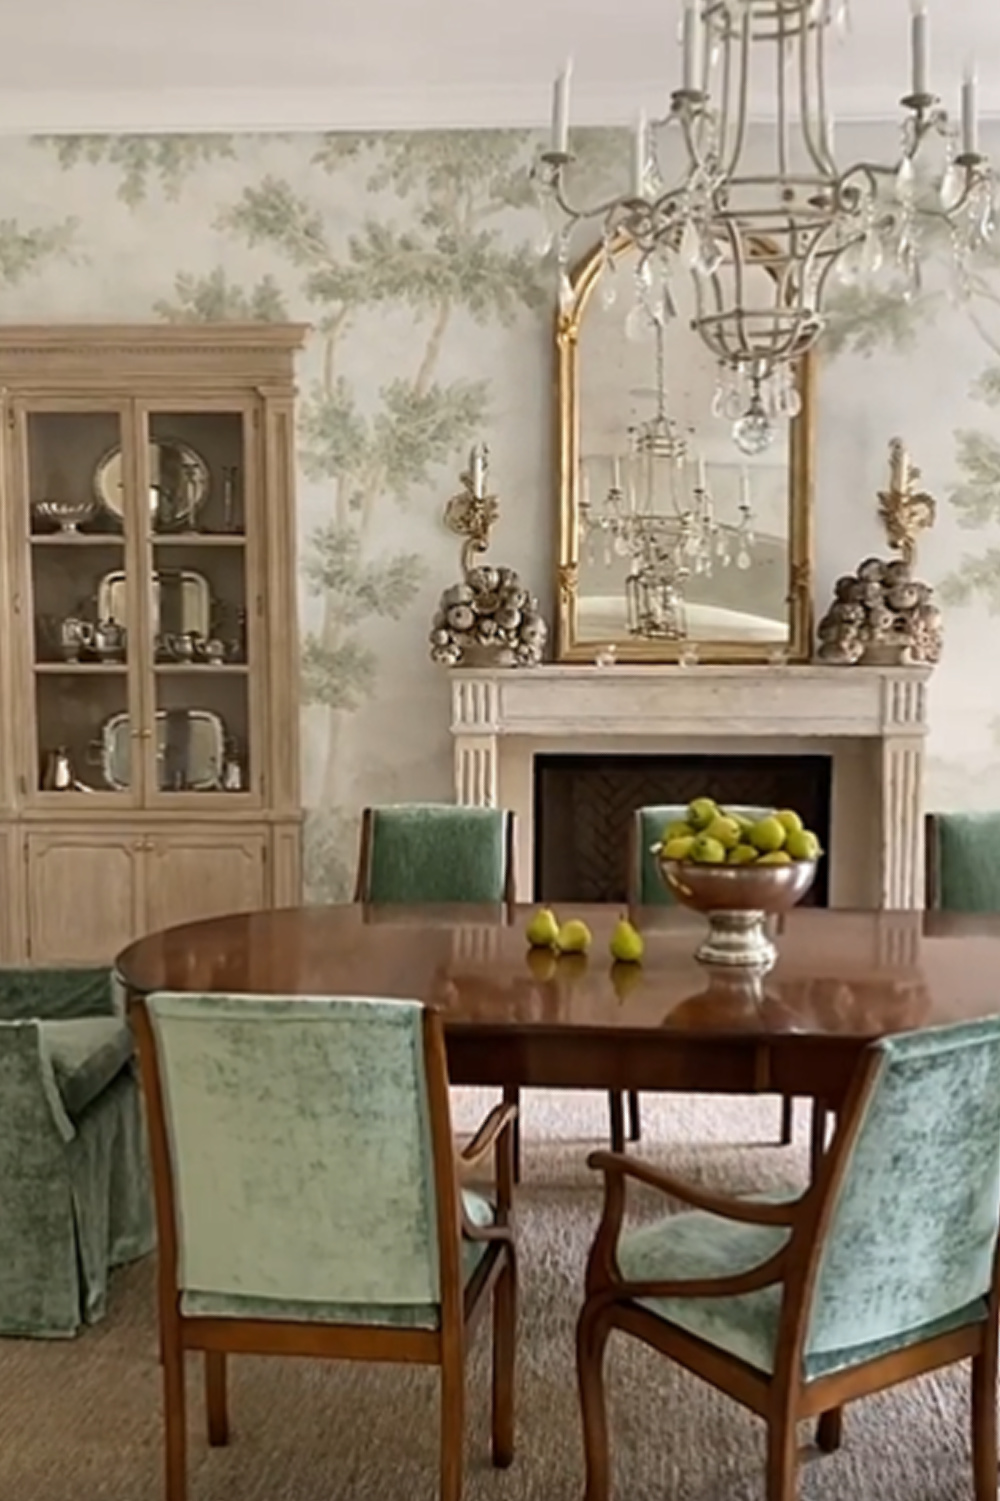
[0, 0, 997, 134]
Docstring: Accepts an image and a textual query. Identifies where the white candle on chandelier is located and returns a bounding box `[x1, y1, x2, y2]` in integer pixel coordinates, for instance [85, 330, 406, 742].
[909, 0, 929, 98]
[740, 466, 751, 509]
[551, 57, 573, 155]
[696, 456, 707, 492]
[962, 61, 979, 156]
[682, 0, 703, 93]
[470, 444, 486, 498]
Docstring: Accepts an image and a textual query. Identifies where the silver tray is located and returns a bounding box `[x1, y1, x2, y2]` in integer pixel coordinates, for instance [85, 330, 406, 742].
[97, 569, 212, 638]
[101, 708, 226, 792]
[93, 438, 210, 528]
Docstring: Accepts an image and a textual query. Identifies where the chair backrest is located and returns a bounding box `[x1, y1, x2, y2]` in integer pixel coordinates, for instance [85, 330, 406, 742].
[800, 1018, 1000, 1368]
[141, 992, 458, 1313]
[355, 803, 515, 904]
[925, 811, 1000, 912]
[630, 805, 769, 906]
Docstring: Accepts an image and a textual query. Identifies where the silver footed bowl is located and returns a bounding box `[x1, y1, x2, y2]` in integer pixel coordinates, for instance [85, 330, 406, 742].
[658, 858, 818, 969]
[32, 497, 97, 533]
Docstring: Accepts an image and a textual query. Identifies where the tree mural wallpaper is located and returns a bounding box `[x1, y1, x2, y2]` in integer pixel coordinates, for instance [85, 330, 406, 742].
[0, 120, 989, 897]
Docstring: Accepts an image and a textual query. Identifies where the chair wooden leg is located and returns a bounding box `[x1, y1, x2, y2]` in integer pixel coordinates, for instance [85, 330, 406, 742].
[779, 1095, 794, 1145]
[626, 1090, 642, 1143]
[491, 1252, 516, 1468]
[607, 1092, 625, 1153]
[577, 1304, 613, 1501]
[972, 1347, 999, 1501]
[440, 1342, 465, 1501]
[163, 1338, 188, 1501]
[766, 1410, 799, 1501]
[502, 1084, 522, 1184]
[816, 1407, 843, 1453]
[205, 1350, 229, 1447]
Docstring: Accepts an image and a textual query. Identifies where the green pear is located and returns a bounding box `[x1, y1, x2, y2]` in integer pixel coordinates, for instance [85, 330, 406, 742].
[609, 915, 644, 964]
[525, 906, 560, 949]
[556, 918, 592, 955]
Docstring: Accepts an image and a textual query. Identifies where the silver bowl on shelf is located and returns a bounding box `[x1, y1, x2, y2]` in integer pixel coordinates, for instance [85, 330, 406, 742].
[657, 858, 818, 969]
[32, 497, 98, 534]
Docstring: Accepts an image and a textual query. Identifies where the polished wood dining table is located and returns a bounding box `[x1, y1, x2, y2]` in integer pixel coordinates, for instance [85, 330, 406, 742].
[115, 903, 1000, 1114]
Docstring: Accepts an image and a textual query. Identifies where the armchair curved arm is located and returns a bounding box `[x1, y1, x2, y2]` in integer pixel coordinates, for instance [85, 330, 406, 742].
[457, 1100, 517, 1221]
[587, 1150, 807, 1227]
[460, 1102, 518, 1171]
[584, 1243, 790, 1315]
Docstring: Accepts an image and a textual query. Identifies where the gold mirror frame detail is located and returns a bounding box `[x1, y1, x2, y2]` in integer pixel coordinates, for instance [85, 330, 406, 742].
[555, 237, 815, 663]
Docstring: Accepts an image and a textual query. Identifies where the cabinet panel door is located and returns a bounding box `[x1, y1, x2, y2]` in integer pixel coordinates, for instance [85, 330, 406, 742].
[26, 832, 142, 963]
[145, 832, 267, 934]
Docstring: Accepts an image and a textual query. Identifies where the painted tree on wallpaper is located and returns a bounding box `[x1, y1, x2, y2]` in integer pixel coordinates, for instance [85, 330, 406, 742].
[203, 132, 550, 896]
[824, 230, 1000, 613]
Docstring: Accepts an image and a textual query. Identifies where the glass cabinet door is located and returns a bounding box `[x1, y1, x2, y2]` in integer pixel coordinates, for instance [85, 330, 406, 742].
[138, 407, 257, 801]
[20, 405, 143, 802]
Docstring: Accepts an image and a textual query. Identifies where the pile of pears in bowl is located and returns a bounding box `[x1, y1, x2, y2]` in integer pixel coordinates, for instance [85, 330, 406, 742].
[652, 797, 823, 969]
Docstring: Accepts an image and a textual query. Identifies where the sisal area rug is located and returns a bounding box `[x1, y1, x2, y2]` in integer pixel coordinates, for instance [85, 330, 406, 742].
[0, 1089, 979, 1500]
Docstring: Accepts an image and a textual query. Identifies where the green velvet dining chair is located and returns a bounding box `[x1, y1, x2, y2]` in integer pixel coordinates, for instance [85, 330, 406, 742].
[628, 804, 795, 1147]
[926, 811, 1000, 911]
[354, 803, 517, 905]
[577, 1015, 1000, 1501]
[133, 990, 517, 1501]
[355, 802, 629, 1172]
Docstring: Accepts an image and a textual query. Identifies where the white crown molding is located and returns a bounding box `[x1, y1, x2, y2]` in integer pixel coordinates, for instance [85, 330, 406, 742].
[0, 82, 995, 137]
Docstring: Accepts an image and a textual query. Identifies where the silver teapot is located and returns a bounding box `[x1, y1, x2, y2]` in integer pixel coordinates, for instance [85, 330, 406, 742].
[92, 618, 126, 662]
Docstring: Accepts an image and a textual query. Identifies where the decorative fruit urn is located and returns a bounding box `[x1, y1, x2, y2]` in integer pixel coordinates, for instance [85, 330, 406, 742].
[653, 799, 822, 969]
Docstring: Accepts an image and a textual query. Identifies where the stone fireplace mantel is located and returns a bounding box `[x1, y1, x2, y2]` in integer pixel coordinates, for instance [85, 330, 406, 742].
[449, 663, 930, 910]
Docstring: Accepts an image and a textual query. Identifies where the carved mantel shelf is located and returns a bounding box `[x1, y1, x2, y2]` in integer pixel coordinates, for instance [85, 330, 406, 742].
[449, 663, 931, 911]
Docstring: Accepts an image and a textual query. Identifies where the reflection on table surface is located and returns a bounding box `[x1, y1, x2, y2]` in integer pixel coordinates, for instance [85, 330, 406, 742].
[116, 904, 1000, 1043]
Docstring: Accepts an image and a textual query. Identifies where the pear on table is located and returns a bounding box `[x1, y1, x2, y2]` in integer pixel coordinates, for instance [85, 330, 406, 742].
[609, 915, 643, 964]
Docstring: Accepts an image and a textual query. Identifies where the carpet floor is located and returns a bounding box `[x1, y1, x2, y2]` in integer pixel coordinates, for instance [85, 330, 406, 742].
[0, 1089, 982, 1500]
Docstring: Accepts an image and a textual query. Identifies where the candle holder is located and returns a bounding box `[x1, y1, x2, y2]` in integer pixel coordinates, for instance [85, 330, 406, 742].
[429, 444, 548, 669]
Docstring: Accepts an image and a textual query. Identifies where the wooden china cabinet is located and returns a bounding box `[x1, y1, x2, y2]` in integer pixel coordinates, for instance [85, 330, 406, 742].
[0, 325, 307, 963]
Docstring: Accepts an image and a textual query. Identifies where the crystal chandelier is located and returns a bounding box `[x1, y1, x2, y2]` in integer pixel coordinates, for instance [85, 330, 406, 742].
[533, 0, 994, 454]
[580, 322, 757, 638]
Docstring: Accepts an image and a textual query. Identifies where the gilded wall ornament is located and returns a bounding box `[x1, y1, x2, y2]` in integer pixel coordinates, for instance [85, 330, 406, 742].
[429, 445, 548, 669]
[816, 439, 943, 667]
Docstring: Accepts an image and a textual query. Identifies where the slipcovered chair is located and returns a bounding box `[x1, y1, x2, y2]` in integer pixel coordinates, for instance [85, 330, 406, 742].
[926, 810, 1000, 910]
[577, 1016, 1000, 1501]
[355, 802, 628, 1169]
[133, 991, 517, 1501]
[629, 805, 795, 1147]
[0, 966, 153, 1337]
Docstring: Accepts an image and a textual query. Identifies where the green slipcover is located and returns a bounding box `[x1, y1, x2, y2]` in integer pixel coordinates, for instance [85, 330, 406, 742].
[0, 968, 153, 1338]
[147, 992, 500, 1331]
[613, 1017, 1000, 1378]
[634, 804, 768, 905]
[933, 811, 1000, 912]
[366, 804, 510, 904]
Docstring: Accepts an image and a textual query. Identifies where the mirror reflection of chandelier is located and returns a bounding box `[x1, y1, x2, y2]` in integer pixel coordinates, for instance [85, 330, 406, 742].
[534, 0, 994, 455]
[579, 323, 756, 640]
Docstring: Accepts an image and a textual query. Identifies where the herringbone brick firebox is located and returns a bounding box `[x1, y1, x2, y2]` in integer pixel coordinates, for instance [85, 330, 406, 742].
[533, 753, 832, 906]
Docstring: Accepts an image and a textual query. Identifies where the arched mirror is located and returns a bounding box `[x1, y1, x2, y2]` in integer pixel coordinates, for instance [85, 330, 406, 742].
[556, 238, 814, 662]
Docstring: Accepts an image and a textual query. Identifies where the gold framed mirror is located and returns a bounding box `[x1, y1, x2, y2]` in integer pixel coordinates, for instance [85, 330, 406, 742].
[556, 237, 815, 662]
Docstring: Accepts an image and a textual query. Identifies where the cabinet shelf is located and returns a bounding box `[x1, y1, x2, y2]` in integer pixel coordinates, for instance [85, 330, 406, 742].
[34, 662, 127, 674]
[153, 663, 249, 674]
[150, 533, 247, 547]
[30, 533, 124, 547]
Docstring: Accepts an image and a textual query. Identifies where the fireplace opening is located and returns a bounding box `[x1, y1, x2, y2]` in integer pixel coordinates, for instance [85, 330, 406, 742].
[533, 753, 832, 906]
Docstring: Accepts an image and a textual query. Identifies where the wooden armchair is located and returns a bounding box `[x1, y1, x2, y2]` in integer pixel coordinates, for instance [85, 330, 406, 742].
[577, 1015, 1000, 1500]
[133, 991, 517, 1501]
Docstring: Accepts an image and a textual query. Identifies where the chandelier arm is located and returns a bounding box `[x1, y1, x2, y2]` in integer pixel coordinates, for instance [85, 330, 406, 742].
[776, 5, 791, 183]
